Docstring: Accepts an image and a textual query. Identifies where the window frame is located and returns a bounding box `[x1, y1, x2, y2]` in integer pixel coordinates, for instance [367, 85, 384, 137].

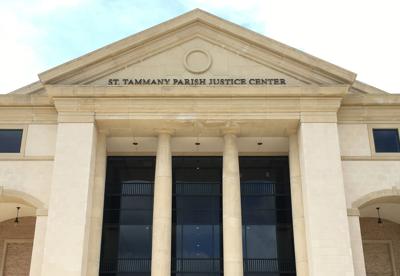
[368, 124, 400, 157]
[0, 125, 27, 158]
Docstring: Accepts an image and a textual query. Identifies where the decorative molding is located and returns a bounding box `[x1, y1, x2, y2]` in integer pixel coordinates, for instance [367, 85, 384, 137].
[183, 48, 212, 74]
[38, 9, 356, 85]
[362, 240, 398, 276]
[57, 112, 95, 123]
[0, 156, 54, 161]
[36, 209, 48, 216]
[0, 239, 34, 276]
[347, 208, 361, 216]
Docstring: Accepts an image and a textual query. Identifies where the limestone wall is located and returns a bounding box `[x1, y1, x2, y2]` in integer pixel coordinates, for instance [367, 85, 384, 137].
[342, 161, 400, 208]
[338, 124, 371, 157]
[0, 161, 53, 207]
[0, 124, 56, 207]
[338, 123, 400, 208]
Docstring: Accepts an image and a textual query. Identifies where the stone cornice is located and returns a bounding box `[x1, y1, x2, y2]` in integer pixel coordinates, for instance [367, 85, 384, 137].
[38, 9, 356, 85]
[0, 94, 53, 106]
[338, 94, 400, 122]
[342, 94, 400, 106]
[45, 85, 347, 121]
[0, 94, 57, 123]
[46, 85, 349, 98]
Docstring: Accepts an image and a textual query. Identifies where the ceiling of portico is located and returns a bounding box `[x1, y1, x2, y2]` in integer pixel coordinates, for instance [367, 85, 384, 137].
[360, 203, 400, 225]
[0, 203, 35, 223]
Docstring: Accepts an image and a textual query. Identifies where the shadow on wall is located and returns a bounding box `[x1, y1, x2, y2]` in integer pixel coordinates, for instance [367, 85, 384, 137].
[360, 217, 400, 276]
[0, 217, 36, 276]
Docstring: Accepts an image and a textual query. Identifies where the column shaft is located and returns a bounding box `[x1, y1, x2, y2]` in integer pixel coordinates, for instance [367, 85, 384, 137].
[223, 133, 244, 276]
[87, 132, 107, 276]
[298, 122, 355, 275]
[151, 132, 172, 276]
[289, 134, 309, 276]
[41, 122, 97, 276]
[29, 213, 47, 276]
[348, 213, 367, 276]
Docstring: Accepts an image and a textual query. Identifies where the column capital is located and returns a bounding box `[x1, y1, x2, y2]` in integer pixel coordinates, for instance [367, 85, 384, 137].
[347, 208, 361, 217]
[155, 128, 175, 136]
[221, 121, 240, 136]
[221, 126, 240, 136]
[57, 112, 95, 123]
[36, 208, 49, 216]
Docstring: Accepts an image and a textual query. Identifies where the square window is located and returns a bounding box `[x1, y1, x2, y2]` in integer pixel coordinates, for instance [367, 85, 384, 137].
[373, 129, 400, 153]
[0, 129, 23, 153]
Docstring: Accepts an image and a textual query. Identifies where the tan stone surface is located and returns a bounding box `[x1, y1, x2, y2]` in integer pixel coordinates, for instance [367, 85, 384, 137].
[37, 9, 356, 86]
[151, 132, 173, 276]
[0, 8, 399, 276]
[298, 123, 355, 275]
[0, 217, 35, 276]
[0, 161, 53, 207]
[342, 161, 400, 208]
[348, 215, 367, 276]
[222, 133, 243, 276]
[91, 37, 304, 86]
[289, 134, 309, 276]
[3, 242, 33, 276]
[338, 124, 371, 157]
[86, 132, 107, 276]
[361, 218, 400, 276]
[41, 123, 97, 276]
[25, 124, 57, 157]
[29, 215, 47, 276]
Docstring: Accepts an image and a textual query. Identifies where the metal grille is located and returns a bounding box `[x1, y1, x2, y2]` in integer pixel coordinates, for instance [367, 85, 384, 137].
[175, 182, 220, 195]
[100, 258, 151, 273]
[172, 258, 221, 273]
[241, 181, 275, 195]
[244, 258, 296, 273]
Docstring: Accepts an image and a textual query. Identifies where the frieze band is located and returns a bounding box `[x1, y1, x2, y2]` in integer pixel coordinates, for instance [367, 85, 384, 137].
[107, 78, 287, 86]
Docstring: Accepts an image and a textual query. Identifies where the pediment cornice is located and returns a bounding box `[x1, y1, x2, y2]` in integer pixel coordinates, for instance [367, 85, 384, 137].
[38, 9, 356, 87]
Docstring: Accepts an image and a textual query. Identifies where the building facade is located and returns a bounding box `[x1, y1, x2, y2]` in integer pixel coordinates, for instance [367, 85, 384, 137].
[0, 9, 400, 276]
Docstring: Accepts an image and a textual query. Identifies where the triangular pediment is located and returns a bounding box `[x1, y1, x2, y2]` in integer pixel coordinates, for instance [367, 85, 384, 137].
[37, 9, 356, 88]
[89, 36, 304, 86]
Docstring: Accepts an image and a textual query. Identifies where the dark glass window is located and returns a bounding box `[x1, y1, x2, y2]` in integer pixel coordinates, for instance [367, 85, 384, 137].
[0, 129, 23, 153]
[172, 157, 223, 276]
[100, 157, 155, 276]
[373, 129, 400, 153]
[240, 157, 296, 276]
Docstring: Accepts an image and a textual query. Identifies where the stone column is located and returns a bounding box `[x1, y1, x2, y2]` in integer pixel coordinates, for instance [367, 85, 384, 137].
[151, 130, 173, 276]
[348, 209, 367, 276]
[298, 122, 355, 276]
[288, 134, 309, 276]
[29, 209, 48, 276]
[222, 130, 244, 276]
[87, 132, 107, 276]
[41, 122, 97, 276]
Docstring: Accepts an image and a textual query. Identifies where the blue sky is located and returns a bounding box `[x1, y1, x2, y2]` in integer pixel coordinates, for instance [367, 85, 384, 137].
[1, 0, 399, 93]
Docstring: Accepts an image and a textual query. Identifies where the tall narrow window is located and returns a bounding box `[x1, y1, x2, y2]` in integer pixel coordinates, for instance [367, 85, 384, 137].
[100, 157, 155, 276]
[172, 157, 223, 276]
[0, 129, 23, 153]
[240, 157, 296, 276]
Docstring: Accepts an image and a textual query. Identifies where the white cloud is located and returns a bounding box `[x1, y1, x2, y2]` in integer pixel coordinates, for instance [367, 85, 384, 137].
[1, 0, 399, 93]
[0, 0, 89, 93]
[181, 0, 400, 93]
